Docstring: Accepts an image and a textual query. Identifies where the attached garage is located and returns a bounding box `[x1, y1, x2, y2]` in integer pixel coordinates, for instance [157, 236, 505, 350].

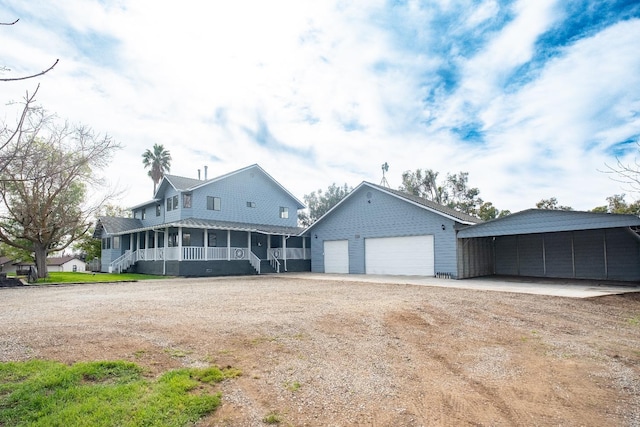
[324, 240, 349, 273]
[457, 209, 640, 282]
[365, 235, 434, 275]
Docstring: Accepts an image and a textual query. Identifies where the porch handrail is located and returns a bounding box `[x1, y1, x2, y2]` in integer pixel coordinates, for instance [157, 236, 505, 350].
[270, 255, 280, 273]
[110, 250, 133, 273]
[249, 251, 261, 274]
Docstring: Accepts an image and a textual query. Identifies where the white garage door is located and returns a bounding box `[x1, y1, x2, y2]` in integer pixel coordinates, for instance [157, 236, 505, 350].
[365, 235, 434, 276]
[324, 240, 349, 273]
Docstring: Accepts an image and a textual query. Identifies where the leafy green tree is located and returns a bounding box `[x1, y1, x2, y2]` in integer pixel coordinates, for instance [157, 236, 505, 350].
[142, 144, 172, 195]
[535, 198, 573, 211]
[399, 169, 485, 216]
[592, 194, 640, 215]
[0, 108, 120, 278]
[477, 202, 511, 221]
[299, 183, 352, 226]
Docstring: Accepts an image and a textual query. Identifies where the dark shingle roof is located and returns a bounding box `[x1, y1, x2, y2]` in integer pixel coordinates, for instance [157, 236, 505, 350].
[93, 217, 143, 238]
[47, 256, 81, 266]
[457, 208, 640, 238]
[366, 183, 482, 224]
[164, 175, 206, 191]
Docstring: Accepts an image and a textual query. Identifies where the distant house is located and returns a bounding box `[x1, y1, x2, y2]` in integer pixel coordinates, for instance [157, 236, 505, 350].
[47, 256, 86, 273]
[94, 164, 311, 276]
[0, 255, 86, 274]
[0, 256, 18, 275]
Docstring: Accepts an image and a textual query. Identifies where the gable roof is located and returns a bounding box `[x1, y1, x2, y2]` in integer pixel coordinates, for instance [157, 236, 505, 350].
[457, 208, 640, 238]
[152, 164, 305, 209]
[47, 256, 82, 266]
[304, 181, 481, 234]
[93, 216, 143, 238]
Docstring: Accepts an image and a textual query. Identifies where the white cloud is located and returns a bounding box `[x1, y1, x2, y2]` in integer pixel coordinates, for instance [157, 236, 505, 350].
[1, 0, 639, 214]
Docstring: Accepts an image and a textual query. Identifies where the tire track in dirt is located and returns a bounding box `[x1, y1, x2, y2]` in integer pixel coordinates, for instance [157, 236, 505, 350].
[383, 307, 526, 425]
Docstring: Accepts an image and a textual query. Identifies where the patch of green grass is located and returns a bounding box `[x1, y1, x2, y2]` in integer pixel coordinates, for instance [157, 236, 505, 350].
[627, 315, 640, 326]
[164, 348, 193, 358]
[35, 272, 170, 284]
[263, 411, 282, 424]
[0, 360, 240, 426]
[285, 381, 301, 392]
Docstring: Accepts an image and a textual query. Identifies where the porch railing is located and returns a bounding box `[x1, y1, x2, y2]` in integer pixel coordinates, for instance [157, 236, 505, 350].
[249, 251, 261, 274]
[109, 245, 307, 272]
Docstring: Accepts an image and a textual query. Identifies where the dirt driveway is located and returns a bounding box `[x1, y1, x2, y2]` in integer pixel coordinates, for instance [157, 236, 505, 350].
[1, 276, 639, 426]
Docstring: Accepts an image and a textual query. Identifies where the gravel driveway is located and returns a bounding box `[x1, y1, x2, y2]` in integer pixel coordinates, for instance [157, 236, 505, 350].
[1, 275, 639, 426]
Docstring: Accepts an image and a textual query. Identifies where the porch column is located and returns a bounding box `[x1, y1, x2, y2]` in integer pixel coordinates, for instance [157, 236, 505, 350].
[204, 229, 209, 261]
[129, 233, 134, 252]
[282, 235, 287, 260]
[163, 226, 168, 275]
[267, 234, 271, 257]
[302, 237, 306, 260]
[282, 234, 287, 271]
[136, 231, 141, 252]
[247, 232, 251, 258]
[178, 226, 183, 261]
[145, 230, 149, 256]
[154, 230, 159, 260]
[227, 230, 231, 261]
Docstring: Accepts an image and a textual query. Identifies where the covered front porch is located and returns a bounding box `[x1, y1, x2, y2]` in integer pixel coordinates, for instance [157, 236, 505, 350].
[109, 219, 310, 276]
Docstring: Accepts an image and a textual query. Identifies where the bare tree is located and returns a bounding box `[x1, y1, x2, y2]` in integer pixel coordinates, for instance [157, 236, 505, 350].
[0, 18, 59, 82]
[603, 142, 640, 195]
[0, 106, 121, 278]
[0, 84, 42, 176]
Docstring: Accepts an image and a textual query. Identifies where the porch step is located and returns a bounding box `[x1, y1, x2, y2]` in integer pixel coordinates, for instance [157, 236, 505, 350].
[259, 260, 278, 274]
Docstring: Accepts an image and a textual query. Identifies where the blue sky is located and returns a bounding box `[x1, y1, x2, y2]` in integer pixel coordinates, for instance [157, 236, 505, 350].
[1, 0, 639, 212]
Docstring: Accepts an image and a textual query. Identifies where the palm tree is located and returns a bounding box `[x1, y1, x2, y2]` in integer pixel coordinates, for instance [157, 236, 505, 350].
[142, 144, 171, 195]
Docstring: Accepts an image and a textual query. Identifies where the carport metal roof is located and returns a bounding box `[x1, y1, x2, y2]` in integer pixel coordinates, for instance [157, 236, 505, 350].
[456, 209, 640, 238]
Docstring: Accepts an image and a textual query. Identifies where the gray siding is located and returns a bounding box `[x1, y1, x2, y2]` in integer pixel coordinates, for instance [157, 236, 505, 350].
[489, 228, 640, 282]
[457, 237, 493, 279]
[607, 228, 640, 281]
[310, 185, 459, 275]
[188, 168, 300, 227]
[544, 232, 573, 277]
[518, 234, 544, 277]
[495, 235, 518, 275]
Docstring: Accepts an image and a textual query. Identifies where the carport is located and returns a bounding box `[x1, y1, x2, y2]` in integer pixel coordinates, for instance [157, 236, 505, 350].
[456, 209, 640, 282]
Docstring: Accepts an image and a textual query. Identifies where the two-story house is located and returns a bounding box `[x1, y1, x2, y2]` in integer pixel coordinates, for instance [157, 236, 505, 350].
[94, 164, 310, 276]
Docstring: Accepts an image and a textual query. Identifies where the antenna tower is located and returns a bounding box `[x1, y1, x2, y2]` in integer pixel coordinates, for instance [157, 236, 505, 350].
[380, 162, 390, 188]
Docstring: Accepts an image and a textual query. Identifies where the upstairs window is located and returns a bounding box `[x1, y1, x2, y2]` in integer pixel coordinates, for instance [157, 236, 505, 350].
[156, 204, 161, 216]
[279, 207, 289, 219]
[246, 201, 256, 208]
[167, 195, 179, 211]
[141, 208, 146, 220]
[207, 196, 221, 211]
[183, 193, 192, 208]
